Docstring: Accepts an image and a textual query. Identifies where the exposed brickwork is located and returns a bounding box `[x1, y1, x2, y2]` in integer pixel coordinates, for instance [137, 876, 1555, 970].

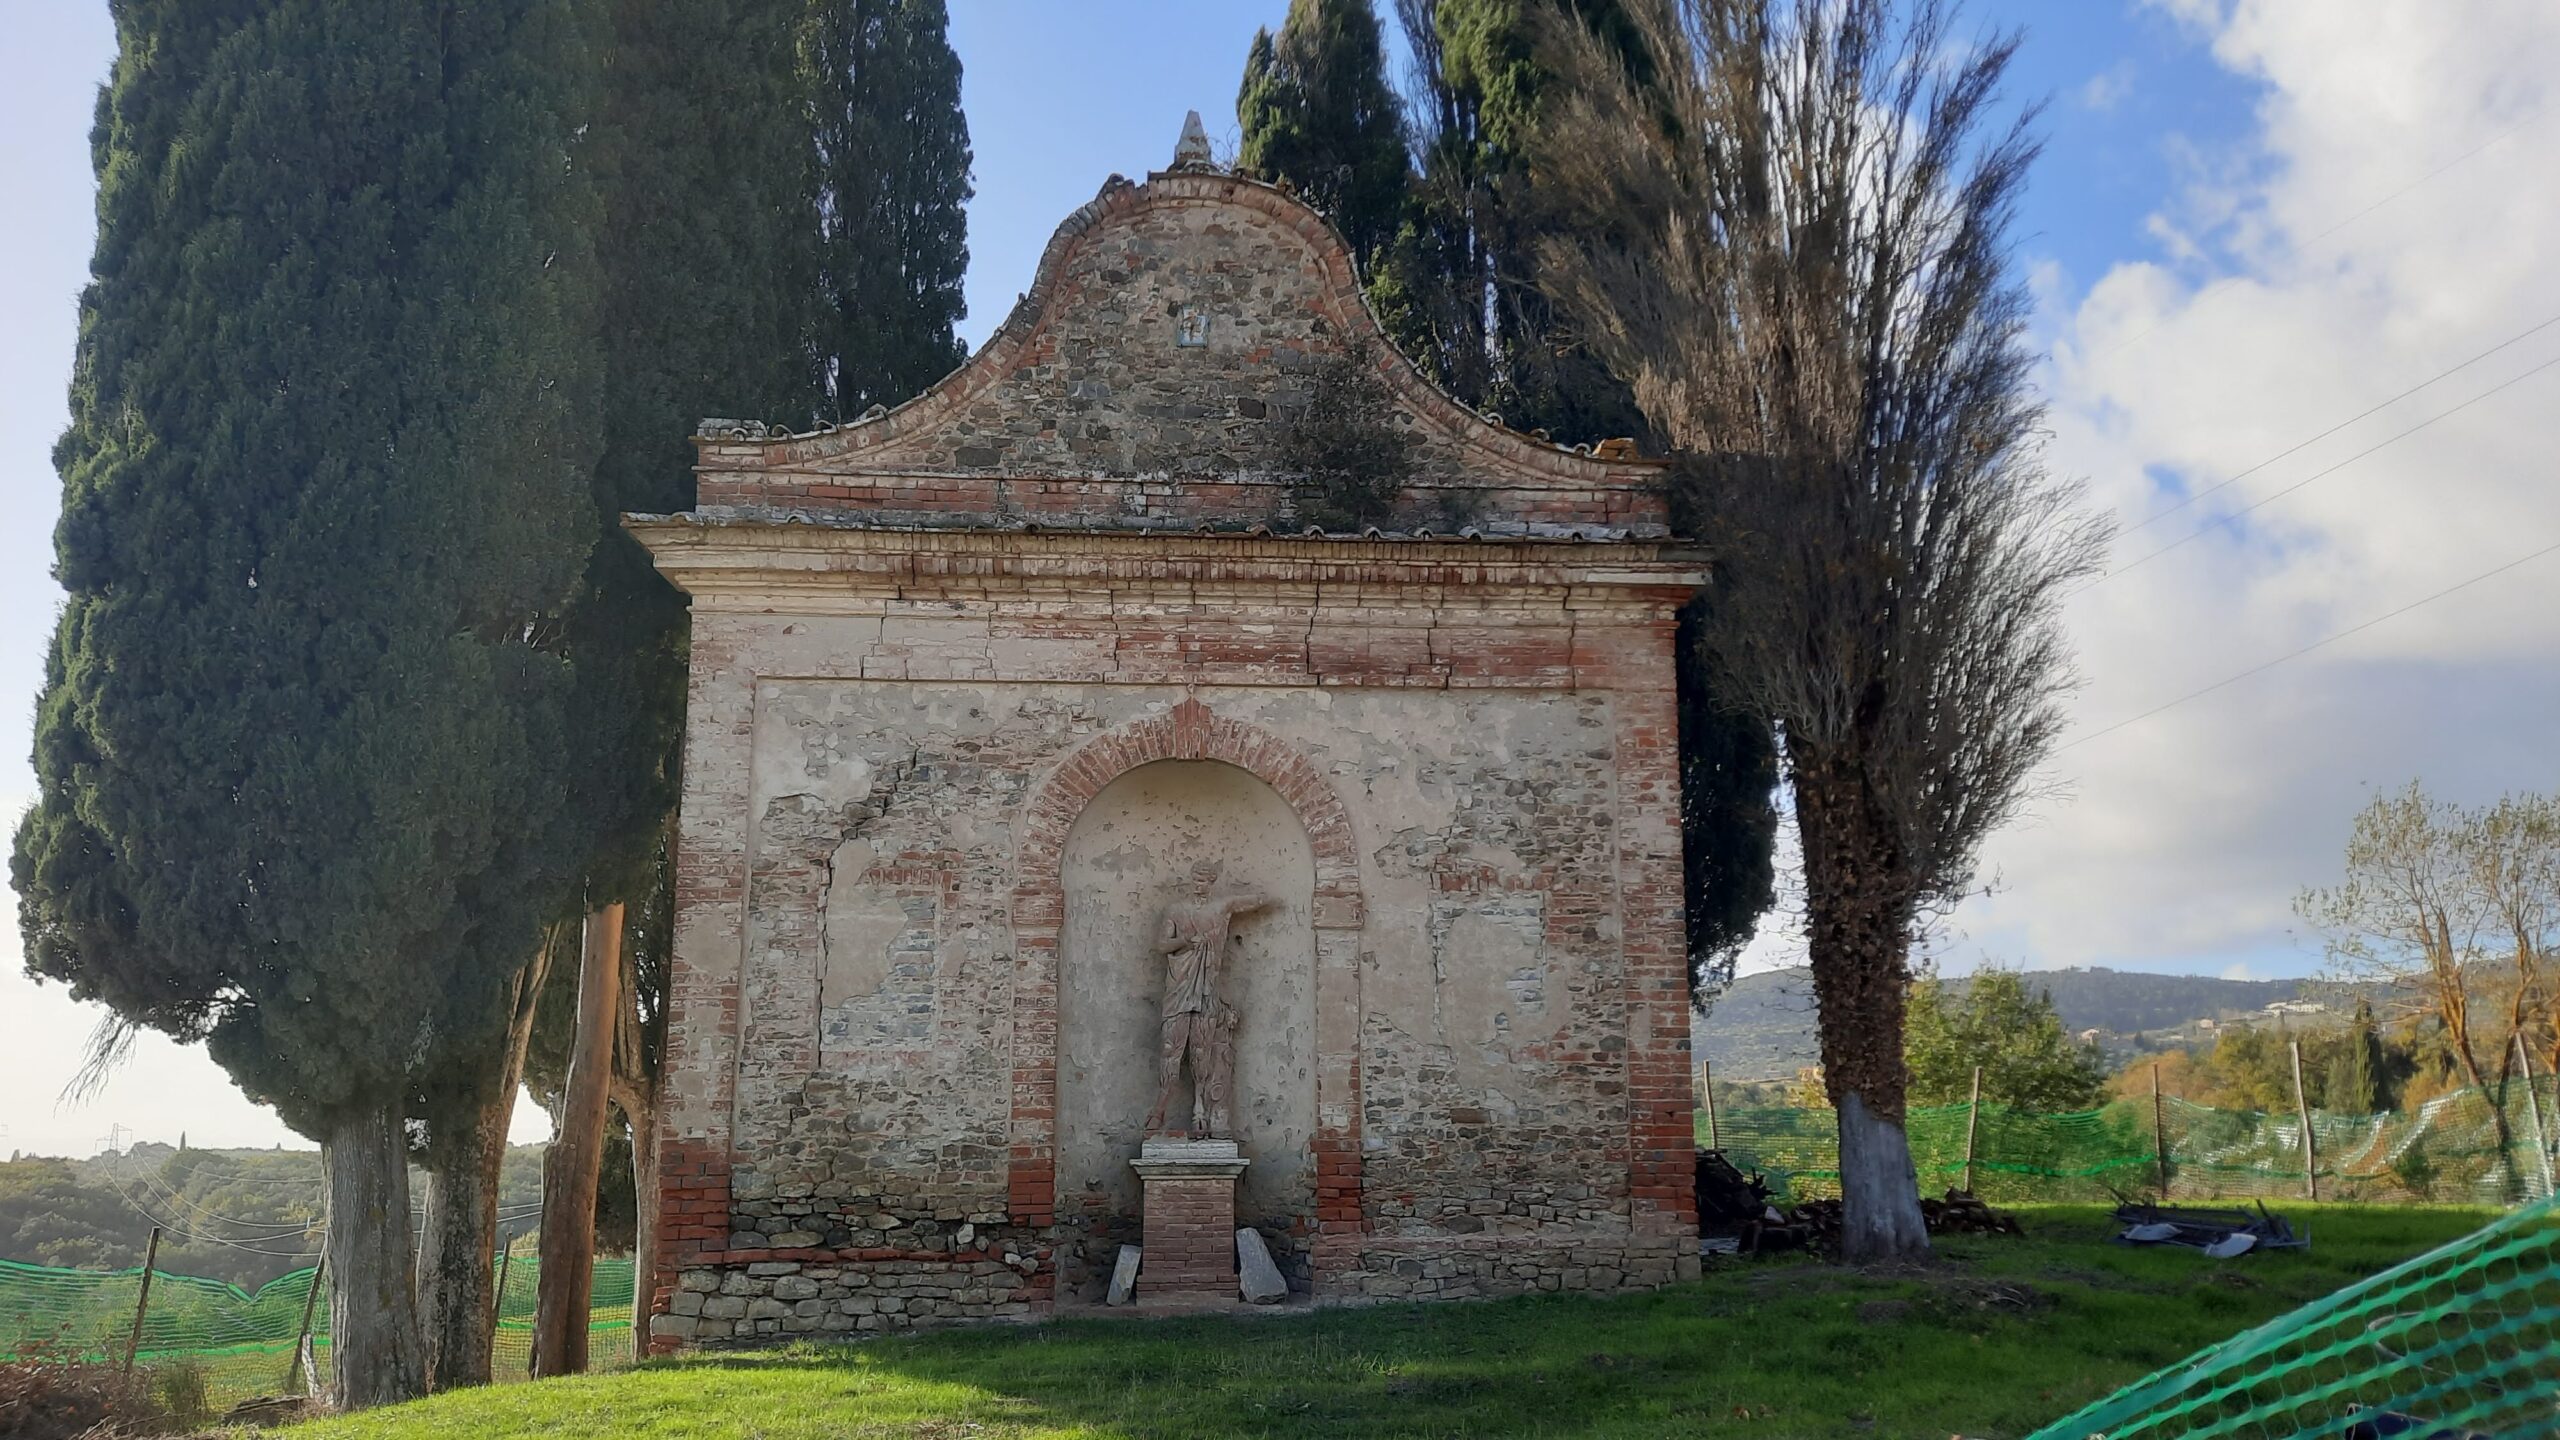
[636, 164, 1708, 1350]
[685, 172, 1666, 539]
[1135, 1175, 1241, 1298]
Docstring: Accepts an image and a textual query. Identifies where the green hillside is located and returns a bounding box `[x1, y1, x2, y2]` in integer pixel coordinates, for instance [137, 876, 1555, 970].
[1698, 966, 2307, 1081]
[0, 1145, 548, 1291]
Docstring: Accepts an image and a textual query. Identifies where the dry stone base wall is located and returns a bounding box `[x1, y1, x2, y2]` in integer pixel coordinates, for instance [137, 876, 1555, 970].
[661, 1250, 1046, 1344]
[1346, 1235, 1702, 1303]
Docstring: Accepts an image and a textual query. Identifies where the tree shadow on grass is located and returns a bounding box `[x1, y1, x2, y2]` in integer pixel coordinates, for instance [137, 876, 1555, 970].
[500, 1211, 2492, 1440]
[644, 1272, 2032, 1440]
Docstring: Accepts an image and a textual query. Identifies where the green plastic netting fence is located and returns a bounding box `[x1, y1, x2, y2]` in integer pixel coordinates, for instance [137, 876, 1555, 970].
[0, 1254, 635, 1412]
[1703, 1077, 2560, 1208]
[2028, 1194, 2560, 1439]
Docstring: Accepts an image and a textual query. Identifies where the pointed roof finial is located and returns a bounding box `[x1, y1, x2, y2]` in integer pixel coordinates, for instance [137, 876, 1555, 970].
[1171, 109, 1217, 171]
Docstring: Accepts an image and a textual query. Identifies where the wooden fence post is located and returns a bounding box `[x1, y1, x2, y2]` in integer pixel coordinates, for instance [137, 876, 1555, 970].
[2289, 1040, 2318, 1202]
[1961, 1066, 1984, 1195]
[284, 1256, 325, 1394]
[2517, 1034, 2556, 1200]
[492, 1244, 514, 1330]
[2151, 1063, 2171, 1199]
[121, 1226, 161, 1374]
[1701, 1059, 1720, 1152]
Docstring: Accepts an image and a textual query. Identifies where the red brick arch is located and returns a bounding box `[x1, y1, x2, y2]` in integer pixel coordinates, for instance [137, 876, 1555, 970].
[1003, 697, 1363, 1226]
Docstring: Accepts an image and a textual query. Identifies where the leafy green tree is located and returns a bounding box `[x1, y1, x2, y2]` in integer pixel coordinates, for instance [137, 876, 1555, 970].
[0, 1157, 145, 1275]
[13, 0, 604, 1406]
[808, 0, 974, 416]
[1273, 343, 1418, 530]
[1906, 971, 2108, 1113]
[2194, 1025, 2297, 1114]
[1237, 0, 1412, 270]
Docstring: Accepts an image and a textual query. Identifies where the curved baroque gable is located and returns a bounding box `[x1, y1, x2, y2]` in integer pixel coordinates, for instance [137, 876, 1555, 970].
[691, 170, 1665, 538]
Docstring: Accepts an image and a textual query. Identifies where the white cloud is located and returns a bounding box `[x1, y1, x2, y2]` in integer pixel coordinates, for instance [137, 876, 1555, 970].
[2080, 60, 2137, 112]
[1955, 0, 2560, 978]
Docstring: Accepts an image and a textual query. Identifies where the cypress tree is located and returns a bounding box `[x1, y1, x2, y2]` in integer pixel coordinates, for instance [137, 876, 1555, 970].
[13, 0, 603, 1407]
[1377, 0, 1650, 445]
[1676, 598, 1779, 999]
[808, 0, 974, 416]
[1237, 0, 1412, 271]
[527, 0, 824, 1376]
[2325, 997, 2387, 1114]
[1368, 3, 1780, 987]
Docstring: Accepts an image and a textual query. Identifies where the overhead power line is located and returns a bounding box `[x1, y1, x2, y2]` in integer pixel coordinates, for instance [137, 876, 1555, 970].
[2118, 310, 2560, 538]
[2079, 351, 2560, 595]
[2062, 536, 2560, 751]
[103, 1170, 325, 1258]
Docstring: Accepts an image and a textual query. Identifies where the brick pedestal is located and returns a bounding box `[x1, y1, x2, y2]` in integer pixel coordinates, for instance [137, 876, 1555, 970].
[1131, 1139, 1248, 1300]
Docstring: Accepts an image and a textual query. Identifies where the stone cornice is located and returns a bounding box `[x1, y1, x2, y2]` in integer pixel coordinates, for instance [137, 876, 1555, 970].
[624, 514, 1705, 616]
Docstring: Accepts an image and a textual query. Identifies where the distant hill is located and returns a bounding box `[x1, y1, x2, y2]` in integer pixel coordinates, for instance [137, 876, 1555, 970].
[1694, 967, 1826, 1081]
[1695, 965, 2309, 1080]
[0, 1143, 551, 1288]
[2015, 967, 2306, 1036]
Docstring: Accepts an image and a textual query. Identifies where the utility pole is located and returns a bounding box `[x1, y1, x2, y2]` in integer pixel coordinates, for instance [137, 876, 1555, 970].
[122, 1227, 162, 1374]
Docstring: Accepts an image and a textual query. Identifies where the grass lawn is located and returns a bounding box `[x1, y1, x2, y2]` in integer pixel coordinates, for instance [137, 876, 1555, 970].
[287, 1204, 2492, 1440]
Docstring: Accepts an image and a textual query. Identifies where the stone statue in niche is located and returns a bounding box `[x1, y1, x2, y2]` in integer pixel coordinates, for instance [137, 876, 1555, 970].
[1143, 860, 1272, 1138]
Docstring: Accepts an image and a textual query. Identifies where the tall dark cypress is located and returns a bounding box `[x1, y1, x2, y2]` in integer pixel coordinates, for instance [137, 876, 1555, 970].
[12, 0, 603, 1408]
[1237, 0, 1412, 271]
[1376, 1, 1779, 995]
[1378, 0, 1650, 445]
[523, 0, 827, 1376]
[809, 0, 974, 415]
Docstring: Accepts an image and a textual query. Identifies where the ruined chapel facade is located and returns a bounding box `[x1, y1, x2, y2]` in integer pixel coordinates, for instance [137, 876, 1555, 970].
[632, 146, 1703, 1349]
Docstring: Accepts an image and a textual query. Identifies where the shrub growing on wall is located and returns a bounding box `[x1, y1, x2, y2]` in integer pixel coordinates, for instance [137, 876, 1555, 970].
[1275, 343, 1417, 531]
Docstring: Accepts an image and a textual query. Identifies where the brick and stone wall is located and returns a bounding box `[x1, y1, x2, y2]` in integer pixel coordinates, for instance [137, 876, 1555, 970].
[632, 161, 1704, 1351]
[685, 171, 1666, 540]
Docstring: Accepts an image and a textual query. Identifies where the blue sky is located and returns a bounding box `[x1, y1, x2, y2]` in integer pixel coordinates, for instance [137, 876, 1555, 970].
[5, 1, 2556, 1151]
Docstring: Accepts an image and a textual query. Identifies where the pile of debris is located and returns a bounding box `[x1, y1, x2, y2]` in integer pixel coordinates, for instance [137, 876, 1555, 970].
[1695, 1150, 1774, 1232]
[1784, 1189, 2025, 1246]
[2112, 1199, 2307, 1258]
[1923, 1190, 2026, 1236]
[1696, 1150, 2022, 1254]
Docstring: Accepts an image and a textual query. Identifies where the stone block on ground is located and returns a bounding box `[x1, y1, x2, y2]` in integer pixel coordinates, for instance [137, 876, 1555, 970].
[1107, 1244, 1141, 1306]
[1236, 1227, 1287, 1304]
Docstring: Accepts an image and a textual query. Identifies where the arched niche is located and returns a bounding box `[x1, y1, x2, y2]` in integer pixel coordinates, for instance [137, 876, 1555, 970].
[1056, 759, 1316, 1233]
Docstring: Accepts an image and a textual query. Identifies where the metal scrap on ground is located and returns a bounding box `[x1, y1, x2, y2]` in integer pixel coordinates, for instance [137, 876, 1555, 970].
[2111, 1200, 2308, 1254]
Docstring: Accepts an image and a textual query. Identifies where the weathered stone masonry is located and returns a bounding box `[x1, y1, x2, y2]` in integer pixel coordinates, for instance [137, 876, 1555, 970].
[633, 158, 1703, 1350]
